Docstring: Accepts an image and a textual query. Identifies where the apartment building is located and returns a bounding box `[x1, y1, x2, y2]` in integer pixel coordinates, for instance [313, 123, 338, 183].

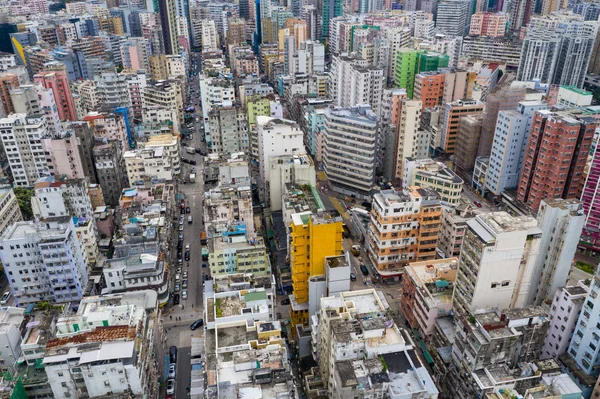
[469, 12, 507, 36]
[435, 0, 472, 36]
[0, 217, 88, 306]
[414, 71, 445, 111]
[84, 111, 129, 152]
[33, 68, 77, 121]
[401, 258, 458, 337]
[0, 187, 22, 237]
[203, 274, 276, 329]
[268, 154, 316, 211]
[41, 131, 87, 180]
[368, 187, 442, 282]
[402, 158, 464, 205]
[453, 115, 483, 172]
[0, 114, 49, 186]
[43, 291, 159, 399]
[329, 54, 384, 114]
[322, 106, 378, 196]
[93, 141, 127, 206]
[516, 109, 595, 212]
[124, 147, 175, 185]
[542, 284, 588, 360]
[208, 104, 249, 156]
[93, 72, 132, 109]
[461, 36, 523, 66]
[283, 184, 343, 334]
[437, 206, 473, 258]
[204, 184, 255, 238]
[452, 212, 541, 319]
[485, 101, 548, 196]
[313, 290, 438, 397]
[143, 79, 183, 126]
[0, 73, 19, 117]
[437, 99, 484, 155]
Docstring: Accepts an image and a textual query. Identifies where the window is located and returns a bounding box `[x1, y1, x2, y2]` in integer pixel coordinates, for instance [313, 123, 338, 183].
[501, 281, 510, 287]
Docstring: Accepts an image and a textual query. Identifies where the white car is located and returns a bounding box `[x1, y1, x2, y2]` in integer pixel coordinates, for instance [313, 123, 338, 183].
[0, 292, 10, 305]
[169, 363, 176, 379]
[166, 379, 175, 395]
[182, 290, 188, 300]
[186, 243, 191, 250]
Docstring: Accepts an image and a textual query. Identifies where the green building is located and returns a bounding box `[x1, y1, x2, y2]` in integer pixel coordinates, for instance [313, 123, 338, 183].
[321, 0, 343, 38]
[395, 49, 450, 98]
[395, 49, 419, 98]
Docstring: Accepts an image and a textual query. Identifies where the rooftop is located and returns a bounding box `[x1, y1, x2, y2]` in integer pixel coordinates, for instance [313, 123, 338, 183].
[468, 212, 539, 243]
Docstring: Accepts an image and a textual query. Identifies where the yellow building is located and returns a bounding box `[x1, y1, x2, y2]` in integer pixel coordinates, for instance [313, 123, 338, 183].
[284, 184, 343, 335]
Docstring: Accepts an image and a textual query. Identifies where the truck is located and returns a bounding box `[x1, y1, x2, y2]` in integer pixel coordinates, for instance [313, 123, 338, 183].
[351, 245, 361, 256]
[189, 173, 196, 183]
[200, 231, 207, 246]
[201, 247, 209, 261]
[186, 147, 196, 154]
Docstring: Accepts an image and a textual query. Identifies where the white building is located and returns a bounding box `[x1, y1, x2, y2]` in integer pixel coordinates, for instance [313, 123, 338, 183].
[124, 147, 175, 185]
[485, 101, 548, 196]
[452, 212, 542, 318]
[0, 217, 88, 306]
[93, 72, 132, 108]
[201, 19, 219, 50]
[143, 133, 181, 177]
[323, 106, 378, 196]
[312, 289, 439, 398]
[528, 198, 585, 305]
[329, 54, 384, 114]
[199, 76, 235, 132]
[542, 284, 588, 360]
[0, 113, 50, 186]
[143, 79, 183, 125]
[0, 187, 22, 237]
[402, 158, 464, 205]
[268, 153, 316, 211]
[0, 307, 25, 368]
[557, 85, 593, 107]
[0, 53, 16, 72]
[31, 176, 94, 220]
[435, 0, 471, 36]
[43, 291, 159, 399]
[257, 116, 305, 200]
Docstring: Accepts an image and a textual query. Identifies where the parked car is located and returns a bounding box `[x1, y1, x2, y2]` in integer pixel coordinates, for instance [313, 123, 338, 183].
[182, 279, 188, 289]
[166, 379, 175, 395]
[177, 241, 183, 250]
[178, 232, 184, 240]
[182, 290, 188, 300]
[183, 271, 188, 278]
[203, 274, 210, 281]
[350, 273, 357, 281]
[169, 364, 176, 379]
[190, 319, 204, 330]
[186, 243, 191, 250]
[179, 224, 184, 231]
[280, 298, 290, 305]
[169, 346, 177, 363]
[185, 251, 190, 261]
[188, 216, 193, 224]
[190, 160, 197, 165]
[173, 294, 180, 305]
[0, 292, 11, 305]
[174, 283, 181, 292]
[186, 207, 191, 214]
[202, 263, 207, 268]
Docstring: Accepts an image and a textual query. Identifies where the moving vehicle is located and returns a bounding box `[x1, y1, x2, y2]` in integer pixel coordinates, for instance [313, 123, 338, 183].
[190, 319, 204, 330]
[350, 273, 357, 281]
[189, 160, 197, 165]
[186, 243, 191, 250]
[189, 173, 196, 183]
[0, 292, 11, 305]
[173, 294, 180, 305]
[200, 232, 207, 246]
[186, 146, 196, 154]
[169, 364, 176, 379]
[351, 245, 360, 256]
[169, 346, 177, 363]
[166, 379, 175, 395]
[360, 264, 369, 276]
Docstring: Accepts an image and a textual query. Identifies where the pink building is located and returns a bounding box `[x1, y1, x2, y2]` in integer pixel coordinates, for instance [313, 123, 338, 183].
[41, 133, 86, 179]
[34, 69, 77, 121]
[469, 12, 507, 37]
[581, 146, 600, 252]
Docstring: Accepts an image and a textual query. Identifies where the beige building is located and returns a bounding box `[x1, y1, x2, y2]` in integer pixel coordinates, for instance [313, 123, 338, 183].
[143, 80, 183, 125]
[402, 158, 464, 205]
[143, 133, 181, 176]
[0, 187, 22, 236]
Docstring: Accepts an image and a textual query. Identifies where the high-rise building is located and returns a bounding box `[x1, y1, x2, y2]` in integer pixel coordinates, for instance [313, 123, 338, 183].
[452, 212, 541, 319]
[485, 101, 548, 196]
[516, 109, 595, 212]
[367, 187, 441, 282]
[158, 0, 178, 54]
[469, 12, 508, 36]
[0, 114, 49, 186]
[529, 198, 585, 306]
[0, 73, 19, 117]
[0, 187, 22, 237]
[92, 141, 127, 206]
[33, 68, 77, 121]
[453, 115, 483, 172]
[437, 99, 484, 155]
[403, 158, 464, 205]
[542, 284, 588, 360]
[435, 0, 472, 37]
[321, 0, 343, 38]
[323, 106, 379, 195]
[329, 54, 384, 114]
[517, 20, 599, 88]
[507, 0, 535, 31]
[414, 71, 445, 111]
[566, 270, 600, 376]
[581, 139, 600, 253]
[208, 104, 249, 156]
[0, 217, 88, 306]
